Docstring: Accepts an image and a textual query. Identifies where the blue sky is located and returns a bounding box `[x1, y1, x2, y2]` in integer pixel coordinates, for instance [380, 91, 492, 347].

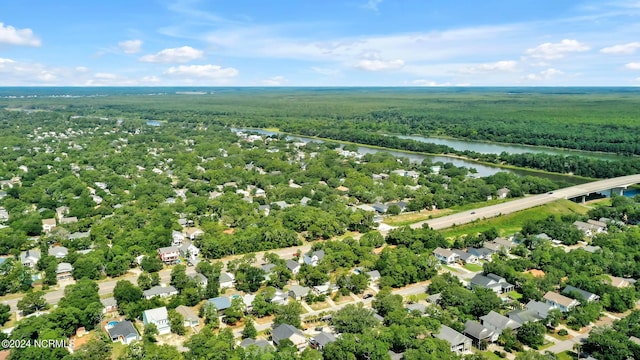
[1, 0, 640, 86]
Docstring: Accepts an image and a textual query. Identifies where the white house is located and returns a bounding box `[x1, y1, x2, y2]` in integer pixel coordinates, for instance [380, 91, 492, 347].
[143, 307, 171, 335]
[433, 247, 459, 264]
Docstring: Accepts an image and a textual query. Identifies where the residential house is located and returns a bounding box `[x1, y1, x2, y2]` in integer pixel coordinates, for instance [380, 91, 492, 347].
[508, 300, 555, 324]
[21, 249, 41, 268]
[286, 259, 301, 274]
[208, 296, 232, 312]
[469, 273, 514, 294]
[270, 289, 289, 305]
[433, 247, 459, 264]
[239, 338, 274, 350]
[312, 283, 335, 296]
[219, 272, 235, 289]
[607, 276, 632, 288]
[480, 311, 522, 335]
[184, 227, 204, 240]
[42, 218, 57, 233]
[101, 297, 118, 314]
[143, 285, 178, 300]
[406, 303, 428, 315]
[243, 294, 256, 312]
[464, 320, 497, 347]
[175, 305, 199, 327]
[372, 203, 389, 214]
[587, 219, 608, 229]
[48, 246, 69, 259]
[497, 187, 510, 199]
[310, 332, 337, 350]
[143, 307, 170, 335]
[0, 207, 9, 222]
[179, 242, 200, 264]
[106, 320, 140, 345]
[157, 246, 180, 264]
[56, 262, 74, 281]
[573, 221, 606, 237]
[67, 231, 90, 241]
[543, 291, 580, 312]
[271, 324, 307, 350]
[172, 231, 185, 247]
[366, 270, 381, 284]
[289, 285, 311, 300]
[189, 273, 208, 288]
[562, 286, 600, 302]
[427, 293, 442, 304]
[467, 247, 494, 261]
[451, 249, 479, 264]
[433, 325, 472, 355]
[303, 250, 325, 267]
[261, 263, 277, 279]
[59, 216, 78, 225]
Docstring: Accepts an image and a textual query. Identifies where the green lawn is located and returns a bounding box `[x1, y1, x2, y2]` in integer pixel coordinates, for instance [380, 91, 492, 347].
[507, 291, 523, 300]
[478, 351, 505, 360]
[556, 351, 578, 360]
[463, 263, 484, 272]
[441, 199, 589, 238]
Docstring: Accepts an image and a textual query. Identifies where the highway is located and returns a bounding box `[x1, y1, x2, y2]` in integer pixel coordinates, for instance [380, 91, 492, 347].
[410, 174, 640, 230]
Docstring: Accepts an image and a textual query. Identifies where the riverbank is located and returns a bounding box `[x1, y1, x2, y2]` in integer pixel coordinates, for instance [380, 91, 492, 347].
[237, 126, 596, 184]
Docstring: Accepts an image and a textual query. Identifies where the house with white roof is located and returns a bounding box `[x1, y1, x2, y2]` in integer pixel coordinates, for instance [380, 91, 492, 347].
[143, 307, 170, 335]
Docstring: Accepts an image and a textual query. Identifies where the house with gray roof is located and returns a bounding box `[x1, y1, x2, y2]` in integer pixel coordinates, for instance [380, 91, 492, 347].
[311, 332, 336, 350]
[189, 273, 208, 288]
[366, 270, 381, 283]
[469, 273, 514, 294]
[56, 262, 73, 281]
[406, 303, 428, 315]
[433, 325, 472, 354]
[467, 247, 494, 261]
[208, 296, 232, 312]
[303, 250, 325, 266]
[427, 293, 442, 304]
[175, 305, 199, 327]
[20, 249, 41, 268]
[107, 320, 139, 345]
[464, 320, 497, 347]
[67, 231, 90, 240]
[239, 338, 274, 350]
[543, 291, 580, 312]
[143, 307, 170, 335]
[480, 311, 522, 335]
[101, 297, 118, 314]
[271, 324, 306, 350]
[433, 247, 459, 264]
[143, 285, 178, 300]
[452, 249, 479, 264]
[288, 285, 311, 300]
[48, 246, 69, 259]
[507, 300, 554, 324]
[286, 259, 301, 274]
[219, 272, 235, 289]
[562, 286, 600, 302]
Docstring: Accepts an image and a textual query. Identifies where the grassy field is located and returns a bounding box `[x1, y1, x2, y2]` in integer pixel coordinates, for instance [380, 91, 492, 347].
[464, 263, 484, 272]
[440, 199, 589, 238]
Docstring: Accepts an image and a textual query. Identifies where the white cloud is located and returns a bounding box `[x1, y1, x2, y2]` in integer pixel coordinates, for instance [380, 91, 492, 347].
[355, 59, 404, 71]
[139, 46, 203, 63]
[362, 0, 382, 12]
[0, 57, 16, 64]
[118, 39, 143, 54]
[164, 64, 239, 79]
[94, 72, 117, 79]
[412, 79, 452, 86]
[0, 22, 41, 47]
[261, 76, 287, 86]
[600, 42, 640, 54]
[626, 62, 640, 70]
[525, 39, 590, 59]
[524, 68, 564, 81]
[75, 66, 89, 72]
[457, 60, 517, 74]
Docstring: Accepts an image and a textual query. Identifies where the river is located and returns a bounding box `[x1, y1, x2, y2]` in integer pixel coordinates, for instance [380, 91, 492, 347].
[232, 128, 589, 185]
[394, 135, 626, 161]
